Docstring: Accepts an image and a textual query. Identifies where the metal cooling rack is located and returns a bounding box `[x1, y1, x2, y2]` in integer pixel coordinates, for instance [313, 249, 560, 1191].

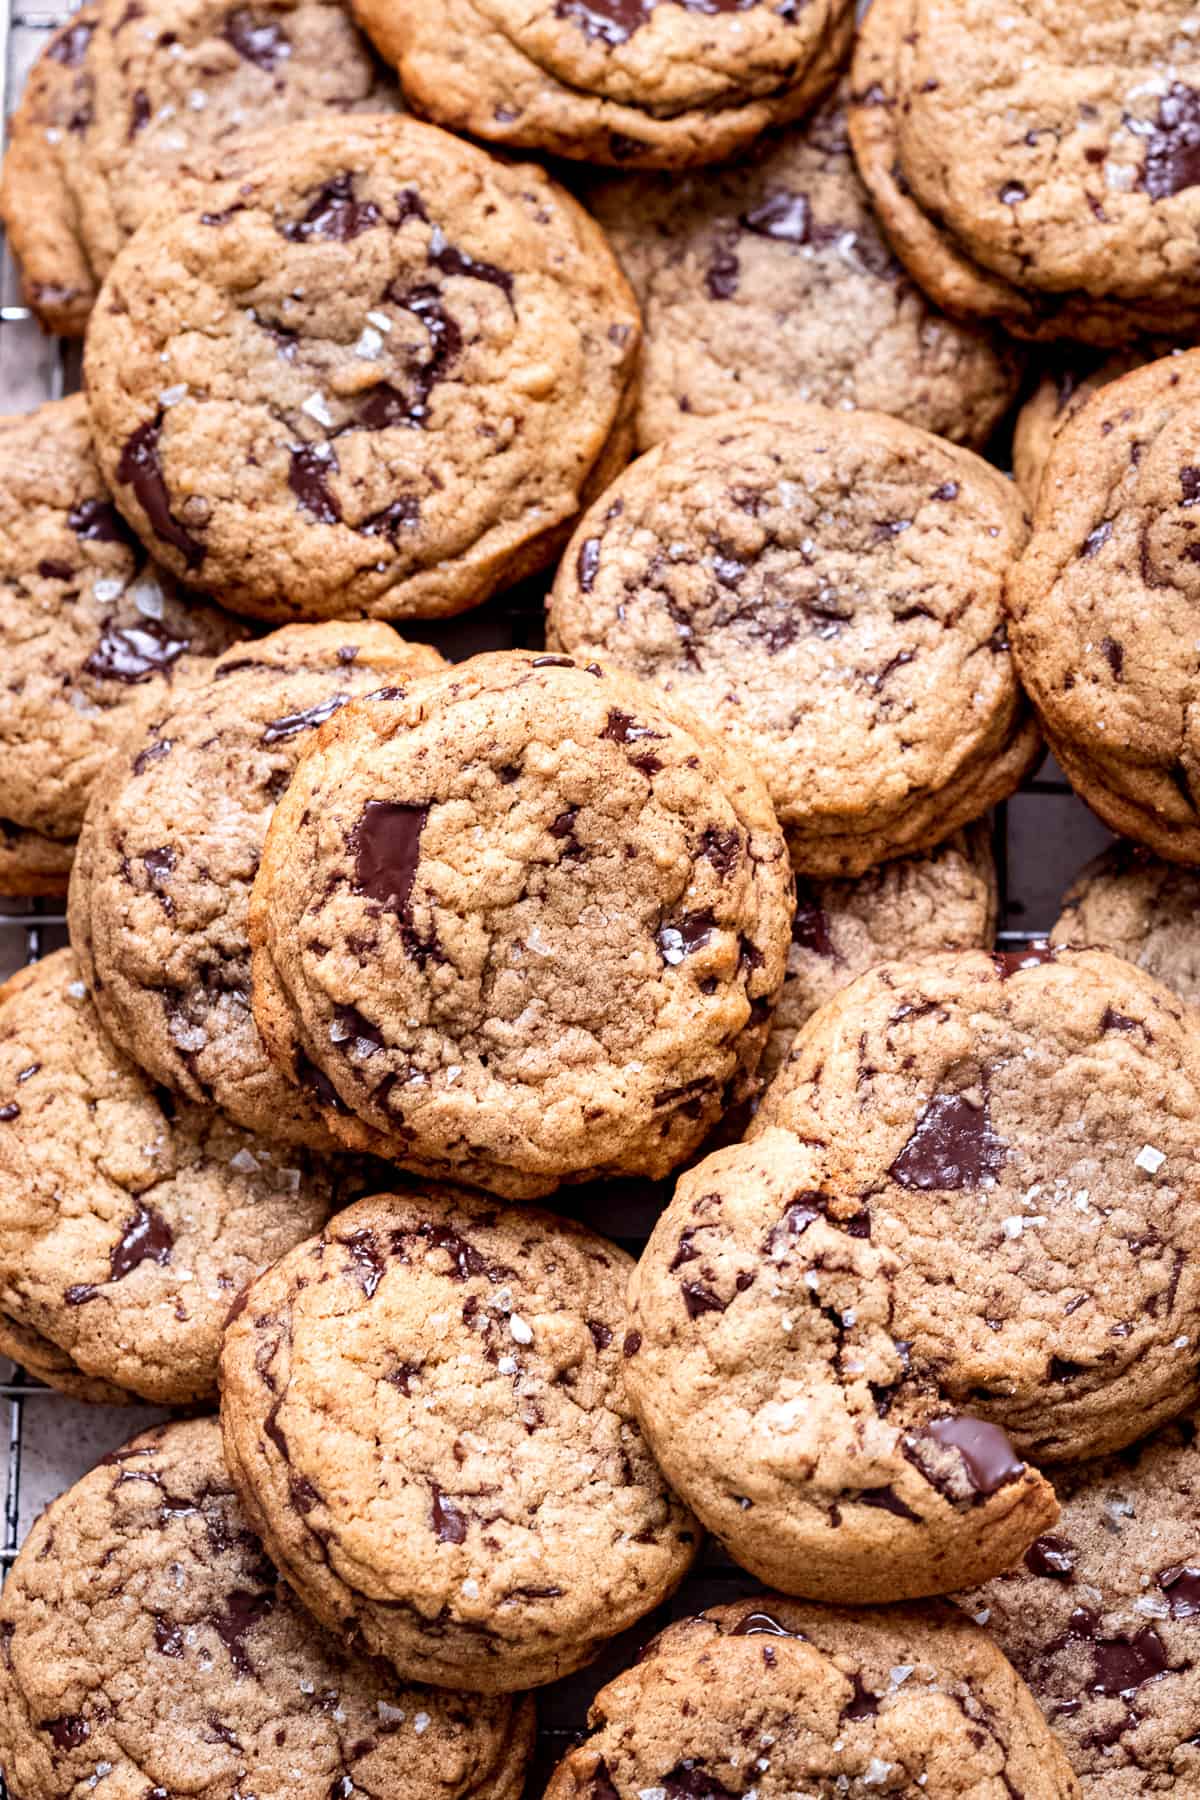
[0, 0, 1117, 1783]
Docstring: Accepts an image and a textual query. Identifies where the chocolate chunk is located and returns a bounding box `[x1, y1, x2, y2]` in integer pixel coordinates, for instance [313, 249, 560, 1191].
[296, 1050, 349, 1113]
[38, 558, 75, 581]
[601, 708, 662, 745]
[84, 619, 191, 684]
[288, 445, 342, 524]
[44, 1715, 89, 1750]
[857, 1484, 919, 1522]
[661, 1760, 740, 1800]
[791, 880, 835, 956]
[699, 826, 741, 878]
[741, 190, 811, 242]
[623, 1330, 642, 1357]
[555, 0, 756, 47]
[657, 908, 716, 965]
[110, 1204, 174, 1280]
[842, 1674, 880, 1720]
[213, 1587, 275, 1678]
[1100, 636, 1124, 678]
[129, 88, 150, 137]
[577, 538, 601, 591]
[999, 180, 1027, 204]
[681, 1279, 728, 1319]
[729, 1609, 799, 1637]
[705, 245, 740, 300]
[117, 419, 207, 568]
[428, 226, 513, 303]
[353, 800, 428, 919]
[359, 496, 421, 542]
[381, 286, 463, 427]
[1090, 1626, 1169, 1697]
[1081, 518, 1113, 558]
[332, 1004, 385, 1057]
[222, 6, 291, 69]
[0, 1103, 19, 1123]
[262, 693, 347, 744]
[134, 738, 173, 775]
[282, 172, 381, 242]
[1025, 1534, 1077, 1579]
[68, 496, 126, 541]
[890, 1091, 1004, 1189]
[920, 1415, 1024, 1496]
[339, 1227, 386, 1297]
[1141, 83, 1200, 200]
[1158, 1562, 1200, 1617]
[154, 1616, 185, 1657]
[587, 1319, 612, 1350]
[49, 19, 94, 64]
[430, 1486, 467, 1544]
[993, 943, 1056, 977]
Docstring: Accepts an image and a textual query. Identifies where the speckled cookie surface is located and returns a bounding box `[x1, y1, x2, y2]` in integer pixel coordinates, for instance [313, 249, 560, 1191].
[0, 1417, 535, 1800]
[0, 0, 395, 335]
[1007, 349, 1200, 863]
[959, 1412, 1200, 1796]
[355, 0, 851, 168]
[548, 405, 1038, 878]
[588, 89, 1022, 451]
[850, 0, 1200, 347]
[69, 622, 443, 1150]
[0, 950, 338, 1405]
[83, 115, 639, 623]
[1012, 349, 1160, 507]
[762, 824, 997, 1085]
[1052, 840, 1200, 1009]
[754, 945, 1200, 1462]
[220, 1189, 699, 1691]
[248, 650, 792, 1196]
[627, 1121, 1059, 1603]
[0, 395, 241, 845]
[543, 1598, 1081, 1800]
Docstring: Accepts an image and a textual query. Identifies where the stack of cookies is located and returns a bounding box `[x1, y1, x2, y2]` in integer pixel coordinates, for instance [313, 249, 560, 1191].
[0, 0, 1200, 1795]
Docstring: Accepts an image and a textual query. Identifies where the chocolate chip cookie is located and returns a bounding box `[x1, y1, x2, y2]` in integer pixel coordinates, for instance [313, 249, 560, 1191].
[0, 394, 241, 860]
[629, 944, 1200, 1601]
[0, 1416, 535, 1800]
[959, 1414, 1200, 1796]
[69, 622, 443, 1149]
[589, 87, 1023, 451]
[762, 824, 997, 1086]
[1052, 841, 1200, 1010]
[1012, 349, 1161, 507]
[220, 1188, 699, 1691]
[1007, 349, 1200, 862]
[0, 0, 396, 335]
[0, 950, 338, 1405]
[853, 0, 1200, 347]
[248, 650, 792, 1195]
[0, 825, 75, 901]
[83, 115, 639, 622]
[543, 1597, 1081, 1800]
[356, 0, 851, 169]
[547, 405, 1038, 878]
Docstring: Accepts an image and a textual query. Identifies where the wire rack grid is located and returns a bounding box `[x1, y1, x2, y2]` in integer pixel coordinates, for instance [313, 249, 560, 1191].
[0, 0, 1120, 1783]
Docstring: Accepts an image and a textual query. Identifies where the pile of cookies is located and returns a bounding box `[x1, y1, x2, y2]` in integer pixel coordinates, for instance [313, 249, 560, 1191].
[1, 0, 1200, 1794]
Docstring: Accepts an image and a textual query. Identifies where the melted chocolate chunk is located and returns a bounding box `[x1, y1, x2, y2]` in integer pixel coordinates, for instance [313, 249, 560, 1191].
[660, 1761, 740, 1800]
[857, 1484, 919, 1522]
[353, 800, 428, 919]
[601, 707, 663, 745]
[412, 1220, 504, 1283]
[587, 1319, 613, 1350]
[296, 1049, 349, 1113]
[49, 18, 93, 63]
[214, 1587, 275, 1678]
[1158, 1562, 1200, 1617]
[110, 1203, 175, 1281]
[1025, 1534, 1077, 1579]
[428, 226, 513, 303]
[262, 692, 347, 744]
[889, 1091, 1004, 1190]
[68, 496, 126, 541]
[129, 88, 150, 137]
[154, 1615, 185, 1657]
[83, 619, 191, 684]
[791, 879, 835, 956]
[741, 190, 811, 242]
[555, 0, 756, 46]
[339, 1228, 385, 1298]
[1141, 83, 1200, 200]
[919, 1415, 1024, 1496]
[380, 285, 463, 427]
[431, 1486, 468, 1543]
[288, 444, 342, 524]
[332, 1004, 385, 1056]
[360, 495, 420, 542]
[681, 1279, 729, 1319]
[993, 943, 1056, 977]
[729, 1609, 798, 1637]
[44, 1715, 89, 1750]
[223, 6, 291, 68]
[1090, 1626, 1169, 1697]
[38, 558, 75, 581]
[842, 1674, 880, 1720]
[577, 538, 601, 591]
[657, 908, 716, 965]
[282, 172, 381, 242]
[0, 1103, 19, 1123]
[1081, 518, 1113, 558]
[117, 420, 207, 568]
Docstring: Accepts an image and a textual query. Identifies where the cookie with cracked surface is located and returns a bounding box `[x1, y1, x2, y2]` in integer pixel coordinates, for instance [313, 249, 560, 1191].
[220, 1188, 699, 1691]
[1012, 349, 1161, 507]
[761, 824, 997, 1086]
[83, 115, 639, 622]
[627, 1121, 1059, 1602]
[1007, 349, 1200, 863]
[958, 1413, 1200, 1797]
[850, 0, 1200, 347]
[547, 405, 1038, 878]
[542, 1597, 1081, 1800]
[0, 824, 74, 900]
[1051, 840, 1200, 1009]
[354, 0, 851, 169]
[754, 945, 1200, 1463]
[0, 395, 242, 853]
[0, 0, 396, 336]
[247, 650, 792, 1196]
[0, 1416, 535, 1800]
[0, 950, 339, 1406]
[588, 88, 1023, 451]
[68, 621, 443, 1150]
